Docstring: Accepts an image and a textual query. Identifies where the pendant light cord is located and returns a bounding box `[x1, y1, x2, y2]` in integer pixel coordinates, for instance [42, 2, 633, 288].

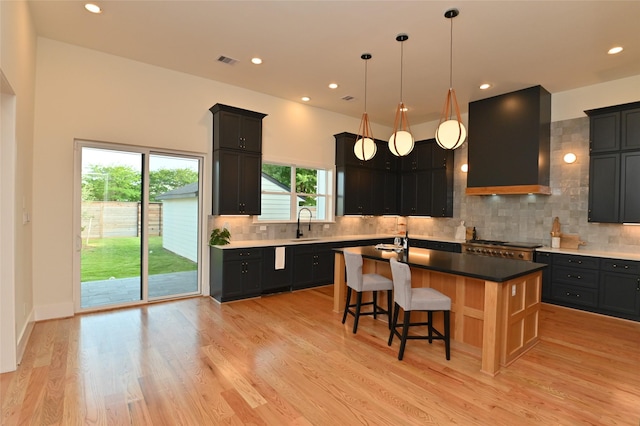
[400, 39, 404, 102]
[364, 57, 368, 112]
[449, 15, 454, 90]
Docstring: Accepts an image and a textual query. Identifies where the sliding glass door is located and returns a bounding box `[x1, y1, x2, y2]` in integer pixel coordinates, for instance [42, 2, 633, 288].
[78, 144, 201, 310]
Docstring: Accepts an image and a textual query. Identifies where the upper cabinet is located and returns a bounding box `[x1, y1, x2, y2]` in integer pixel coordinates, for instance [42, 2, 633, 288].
[586, 101, 640, 223]
[210, 104, 267, 152]
[466, 85, 551, 195]
[210, 104, 267, 215]
[335, 134, 452, 217]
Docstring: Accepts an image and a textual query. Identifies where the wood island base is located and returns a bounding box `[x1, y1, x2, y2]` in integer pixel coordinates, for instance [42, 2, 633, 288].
[333, 252, 543, 376]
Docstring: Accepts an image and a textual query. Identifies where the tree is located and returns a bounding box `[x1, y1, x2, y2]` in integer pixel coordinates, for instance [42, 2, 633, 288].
[82, 165, 198, 202]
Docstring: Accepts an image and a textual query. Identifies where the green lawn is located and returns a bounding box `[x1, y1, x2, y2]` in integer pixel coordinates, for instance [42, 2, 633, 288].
[81, 236, 197, 282]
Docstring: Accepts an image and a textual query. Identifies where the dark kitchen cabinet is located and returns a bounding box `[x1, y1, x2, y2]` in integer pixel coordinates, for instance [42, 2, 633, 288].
[550, 253, 600, 309]
[210, 104, 266, 215]
[588, 153, 619, 223]
[262, 246, 293, 294]
[213, 150, 261, 215]
[411, 239, 461, 253]
[292, 243, 335, 290]
[599, 258, 640, 320]
[210, 104, 266, 152]
[621, 151, 640, 222]
[539, 251, 639, 322]
[534, 251, 553, 302]
[210, 248, 263, 302]
[586, 102, 640, 223]
[336, 166, 373, 215]
[467, 85, 551, 195]
[335, 133, 398, 216]
[399, 139, 453, 217]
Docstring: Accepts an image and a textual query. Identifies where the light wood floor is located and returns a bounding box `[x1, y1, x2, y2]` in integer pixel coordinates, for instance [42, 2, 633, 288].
[2, 286, 640, 425]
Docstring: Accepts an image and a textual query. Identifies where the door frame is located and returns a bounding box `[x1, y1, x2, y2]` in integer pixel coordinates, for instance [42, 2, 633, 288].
[73, 139, 207, 313]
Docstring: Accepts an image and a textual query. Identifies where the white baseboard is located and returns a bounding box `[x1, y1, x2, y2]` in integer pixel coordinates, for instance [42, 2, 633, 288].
[35, 302, 74, 321]
[16, 309, 35, 365]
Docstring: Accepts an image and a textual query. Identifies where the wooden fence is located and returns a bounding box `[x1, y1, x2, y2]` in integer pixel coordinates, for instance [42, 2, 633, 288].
[81, 202, 162, 238]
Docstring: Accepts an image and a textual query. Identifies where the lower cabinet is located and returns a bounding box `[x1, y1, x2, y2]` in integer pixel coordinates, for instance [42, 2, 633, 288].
[262, 246, 293, 294]
[599, 258, 640, 319]
[411, 240, 461, 253]
[210, 248, 262, 302]
[292, 243, 335, 290]
[538, 251, 640, 321]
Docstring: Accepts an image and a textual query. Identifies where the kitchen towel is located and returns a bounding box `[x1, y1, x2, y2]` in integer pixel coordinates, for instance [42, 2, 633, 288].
[275, 246, 285, 270]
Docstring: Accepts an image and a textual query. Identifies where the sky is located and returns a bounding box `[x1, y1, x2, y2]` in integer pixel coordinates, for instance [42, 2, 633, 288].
[82, 147, 199, 172]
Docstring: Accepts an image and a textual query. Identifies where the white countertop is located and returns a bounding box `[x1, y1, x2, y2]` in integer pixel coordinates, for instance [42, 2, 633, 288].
[536, 246, 640, 262]
[211, 234, 466, 249]
[211, 235, 639, 262]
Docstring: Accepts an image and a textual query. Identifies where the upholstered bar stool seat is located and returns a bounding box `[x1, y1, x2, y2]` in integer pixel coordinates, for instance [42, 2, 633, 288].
[342, 250, 394, 334]
[388, 257, 451, 360]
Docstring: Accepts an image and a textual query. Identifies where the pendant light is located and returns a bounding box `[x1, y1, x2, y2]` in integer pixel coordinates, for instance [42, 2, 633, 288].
[435, 8, 467, 150]
[354, 53, 377, 161]
[389, 34, 414, 157]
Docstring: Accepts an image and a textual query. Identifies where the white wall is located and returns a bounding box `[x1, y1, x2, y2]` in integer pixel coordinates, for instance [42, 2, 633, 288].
[32, 38, 368, 319]
[28, 33, 640, 324]
[0, 0, 37, 372]
[162, 198, 198, 262]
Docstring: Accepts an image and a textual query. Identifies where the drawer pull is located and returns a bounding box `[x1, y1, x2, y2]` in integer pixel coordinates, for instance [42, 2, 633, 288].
[568, 259, 582, 264]
[567, 274, 582, 279]
[565, 292, 580, 298]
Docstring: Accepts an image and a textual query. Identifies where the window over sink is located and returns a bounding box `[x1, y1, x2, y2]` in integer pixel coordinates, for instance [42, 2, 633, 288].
[258, 163, 333, 222]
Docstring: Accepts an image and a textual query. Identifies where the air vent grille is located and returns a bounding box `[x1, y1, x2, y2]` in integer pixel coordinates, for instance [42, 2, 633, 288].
[217, 55, 239, 65]
[341, 95, 355, 101]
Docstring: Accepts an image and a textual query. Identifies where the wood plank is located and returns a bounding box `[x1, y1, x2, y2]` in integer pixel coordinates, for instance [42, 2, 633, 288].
[2, 292, 639, 424]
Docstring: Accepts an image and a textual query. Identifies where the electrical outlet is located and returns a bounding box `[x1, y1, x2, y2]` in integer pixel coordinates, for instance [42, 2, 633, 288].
[260, 225, 267, 231]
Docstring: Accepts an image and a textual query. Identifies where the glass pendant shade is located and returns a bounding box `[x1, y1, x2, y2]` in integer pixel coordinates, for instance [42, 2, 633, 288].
[354, 53, 376, 161]
[435, 119, 467, 149]
[354, 136, 377, 161]
[436, 9, 466, 150]
[389, 130, 414, 156]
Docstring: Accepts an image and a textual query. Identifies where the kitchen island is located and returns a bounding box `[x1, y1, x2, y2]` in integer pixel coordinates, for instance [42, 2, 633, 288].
[333, 246, 548, 375]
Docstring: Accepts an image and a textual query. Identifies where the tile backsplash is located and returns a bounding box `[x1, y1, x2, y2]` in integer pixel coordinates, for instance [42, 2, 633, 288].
[211, 117, 639, 254]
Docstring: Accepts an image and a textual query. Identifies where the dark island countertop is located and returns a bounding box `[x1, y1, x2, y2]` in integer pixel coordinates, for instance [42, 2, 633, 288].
[335, 246, 548, 283]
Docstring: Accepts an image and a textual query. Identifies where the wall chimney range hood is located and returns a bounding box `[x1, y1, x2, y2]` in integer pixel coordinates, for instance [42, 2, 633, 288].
[466, 85, 551, 195]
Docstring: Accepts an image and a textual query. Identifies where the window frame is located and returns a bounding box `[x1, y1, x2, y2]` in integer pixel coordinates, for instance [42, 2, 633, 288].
[257, 161, 334, 223]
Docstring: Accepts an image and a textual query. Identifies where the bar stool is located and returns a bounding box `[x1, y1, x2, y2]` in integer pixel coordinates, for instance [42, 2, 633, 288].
[388, 257, 451, 360]
[342, 250, 394, 334]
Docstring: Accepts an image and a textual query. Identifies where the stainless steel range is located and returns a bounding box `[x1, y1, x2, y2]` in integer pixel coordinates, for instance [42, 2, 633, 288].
[461, 240, 542, 261]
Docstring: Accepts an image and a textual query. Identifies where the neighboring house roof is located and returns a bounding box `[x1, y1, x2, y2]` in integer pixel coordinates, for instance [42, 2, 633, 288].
[261, 173, 290, 192]
[156, 182, 199, 200]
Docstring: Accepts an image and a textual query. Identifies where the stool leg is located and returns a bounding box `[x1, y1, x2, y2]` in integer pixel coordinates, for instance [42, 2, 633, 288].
[387, 290, 393, 330]
[372, 291, 378, 320]
[388, 302, 399, 346]
[398, 310, 411, 360]
[341, 288, 352, 324]
[427, 311, 434, 344]
[444, 310, 451, 360]
[353, 292, 363, 334]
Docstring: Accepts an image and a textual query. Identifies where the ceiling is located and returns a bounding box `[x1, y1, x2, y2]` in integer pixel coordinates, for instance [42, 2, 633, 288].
[27, 1, 640, 127]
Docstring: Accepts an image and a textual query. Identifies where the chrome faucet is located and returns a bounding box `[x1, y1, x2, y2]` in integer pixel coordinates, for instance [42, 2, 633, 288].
[296, 207, 312, 238]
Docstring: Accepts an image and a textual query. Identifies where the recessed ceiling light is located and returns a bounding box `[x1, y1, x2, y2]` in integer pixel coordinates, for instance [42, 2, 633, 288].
[479, 83, 491, 90]
[328, 83, 338, 89]
[84, 3, 102, 13]
[251, 57, 262, 65]
[301, 96, 310, 102]
[608, 46, 623, 55]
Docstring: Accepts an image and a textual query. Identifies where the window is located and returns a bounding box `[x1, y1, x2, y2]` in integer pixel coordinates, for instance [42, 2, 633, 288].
[259, 163, 333, 221]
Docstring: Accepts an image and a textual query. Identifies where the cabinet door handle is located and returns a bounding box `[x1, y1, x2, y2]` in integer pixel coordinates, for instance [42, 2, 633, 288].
[568, 259, 582, 264]
[567, 274, 582, 279]
[566, 292, 580, 298]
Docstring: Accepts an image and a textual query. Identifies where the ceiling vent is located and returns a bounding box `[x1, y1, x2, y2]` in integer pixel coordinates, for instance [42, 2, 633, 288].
[341, 95, 355, 102]
[217, 55, 238, 65]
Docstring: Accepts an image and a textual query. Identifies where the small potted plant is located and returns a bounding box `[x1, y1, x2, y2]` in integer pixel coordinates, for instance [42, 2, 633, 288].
[209, 227, 231, 246]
